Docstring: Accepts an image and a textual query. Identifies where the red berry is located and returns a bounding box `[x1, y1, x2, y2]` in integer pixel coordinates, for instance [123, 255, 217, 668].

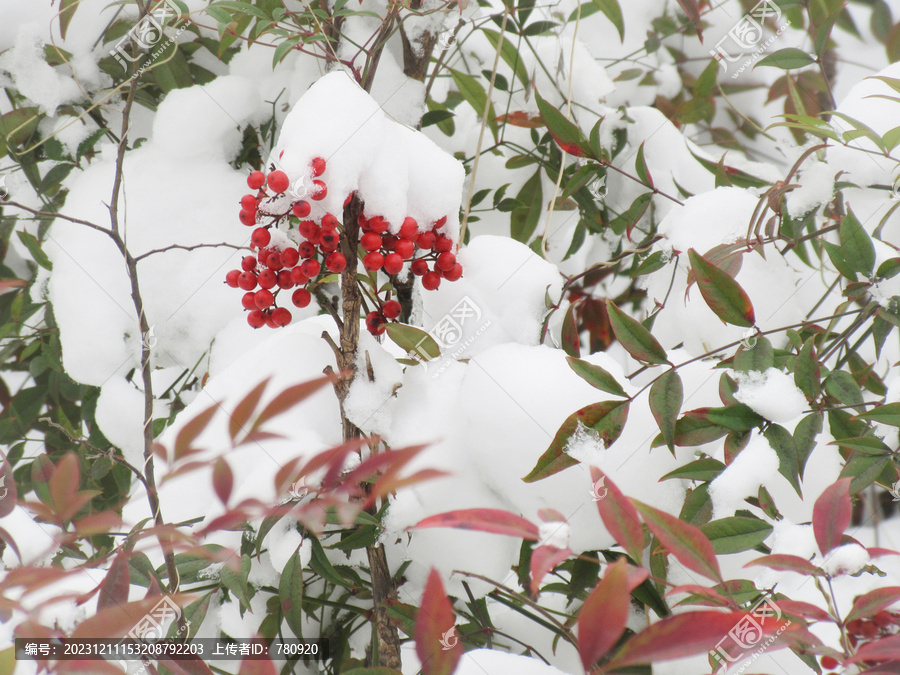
[319, 229, 339, 249]
[251, 227, 271, 248]
[416, 231, 435, 249]
[325, 252, 346, 273]
[344, 193, 352, 207]
[293, 200, 311, 218]
[437, 252, 456, 272]
[382, 234, 398, 251]
[247, 171, 266, 190]
[395, 239, 415, 260]
[846, 619, 864, 635]
[277, 270, 294, 289]
[239, 210, 256, 227]
[258, 247, 270, 264]
[411, 259, 429, 276]
[257, 268, 277, 289]
[321, 213, 339, 230]
[860, 621, 879, 638]
[368, 216, 389, 234]
[820, 656, 839, 670]
[366, 311, 387, 336]
[267, 170, 289, 193]
[399, 217, 418, 239]
[226, 270, 241, 287]
[311, 157, 326, 176]
[361, 232, 382, 251]
[311, 180, 327, 200]
[241, 256, 256, 272]
[290, 266, 309, 285]
[271, 307, 292, 327]
[247, 309, 266, 328]
[422, 271, 441, 290]
[241, 292, 256, 311]
[298, 241, 316, 259]
[383, 300, 401, 320]
[237, 271, 257, 290]
[443, 262, 463, 281]
[434, 235, 453, 253]
[301, 258, 321, 278]
[383, 253, 403, 275]
[363, 252, 384, 271]
[266, 254, 283, 271]
[281, 248, 300, 268]
[254, 289, 274, 309]
[292, 288, 312, 308]
[299, 220, 318, 240]
[265, 312, 278, 329]
[240, 194, 258, 211]
[358, 214, 370, 230]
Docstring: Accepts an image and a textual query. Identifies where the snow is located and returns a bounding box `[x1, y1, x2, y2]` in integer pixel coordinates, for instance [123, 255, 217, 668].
[537, 521, 570, 550]
[786, 161, 837, 218]
[818, 544, 870, 577]
[0, 29, 82, 114]
[709, 432, 781, 519]
[733, 368, 809, 426]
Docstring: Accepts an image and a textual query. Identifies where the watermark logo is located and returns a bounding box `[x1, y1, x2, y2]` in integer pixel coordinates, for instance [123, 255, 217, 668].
[439, 625, 458, 650]
[109, 0, 191, 78]
[0, 474, 8, 502]
[288, 478, 310, 501]
[590, 476, 607, 502]
[890, 481, 900, 502]
[740, 327, 758, 350]
[287, 174, 314, 203]
[407, 296, 492, 378]
[437, 28, 456, 50]
[709, 595, 791, 673]
[116, 596, 185, 674]
[0, 176, 7, 201]
[141, 325, 157, 350]
[709, 0, 790, 79]
[589, 174, 607, 200]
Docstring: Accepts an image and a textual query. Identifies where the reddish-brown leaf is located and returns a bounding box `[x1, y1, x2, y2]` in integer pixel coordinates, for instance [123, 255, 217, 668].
[813, 477, 852, 555]
[591, 467, 644, 563]
[228, 379, 269, 441]
[744, 554, 822, 576]
[97, 552, 130, 611]
[775, 599, 833, 623]
[213, 458, 234, 505]
[848, 635, 900, 664]
[250, 375, 333, 433]
[666, 585, 730, 608]
[414, 568, 461, 675]
[675, 0, 703, 40]
[49, 452, 80, 516]
[412, 509, 539, 540]
[845, 587, 900, 624]
[174, 403, 218, 462]
[530, 545, 572, 596]
[0, 451, 17, 517]
[578, 558, 648, 669]
[72, 596, 186, 638]
[494, 111, 545, 128]
[0, 524, 21, 562]
[632, 500, 721, 581]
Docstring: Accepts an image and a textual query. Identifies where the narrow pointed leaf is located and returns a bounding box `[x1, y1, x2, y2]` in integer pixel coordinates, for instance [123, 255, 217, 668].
[744, 554, 822, 575]
[175, 403, 218, 460]
[212, 458, 233, 505]
[845, 587, 900, 624]
[688, 249, 755, 327]
[413, 509, 539, 540]
[812, 477, 852, 555]
[566, 356, 627, 397]
[650, 369, 683, 452]
[415, 569, 461, 675]
[530, 545, 572, 595]
[839, 207, 875, 276]
[606, 300, 668, 364]
[590, 468, 644, 563]
[632, 501, 721, 581]
[535, 91, 591, 157]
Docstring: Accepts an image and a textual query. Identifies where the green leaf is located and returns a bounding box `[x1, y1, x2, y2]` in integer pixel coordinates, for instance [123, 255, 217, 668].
[822, 240, 858, 280]
[794, 412, 822, 479]
[650, 370, 682, 453]
[561, 301, 580, 357]
[764, 424, 801, 497]
[839, 454, 892, 494]
[279, 546, 305, 638]
[660, 458, 726, 482]
[0, 108, 41, 158]
[854, 401, 900, 426]
[535, 91, 591, 157]
[59, 0, 79, 39]
[591, 0, 624, 41]
[608, 192, 651, 236]
[687, 249, 755, 327]
[705, 404, 765, 432]
[825, 370, 864, 408]
[16, 232, 52, 270]
[794, 338, 821, 401]
[606, 300, 668, 365]
[385, 323, 441, 362]
[566, 356, 627, 398]
[839, 208, 875, 276]
[634, 141, 653, 187]
[524, 400, 629, 482]
[510, 170, 543, 243]
[219, 554, 251, 610]
[450, 69, 498, 140]
[700, 517, 773, 554]
[755, 48, 816, 70]
[522, 20, 558, 36]
[421, 110, 455, 128]
[482, 30, 529, 88]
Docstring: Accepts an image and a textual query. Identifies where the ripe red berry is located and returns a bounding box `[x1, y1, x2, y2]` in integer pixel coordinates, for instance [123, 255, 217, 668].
[281, 248, 300, 268]
[443, 262, 463, 281]
[290, 267, 309, 285]
[301, 258, 321, 278]
[266, 254, 283, 271]
[241, 292, 256, 311]
[292, 288, 312, 308]
[258, 247, 270, 264]
[272, 307, 292, 327]
[422, 271, 441, 290]
[247, 171, 265, 190]
[239, 210, 256, 227]
[399, 217, 418, 239]
[383, 300, 401, 319]
[254, 289, 274, 309]
[257, 268, 277, 289]
[434, 235, 453, 253]
[240, 194, 258, 211]
[319, 233, 339, 254]
[873, 612, 893, 628]
[383, 253, 403, 275]
[820, 656, 839, 670]
[321, 213, 339, 230]
[293, 200, 311, 218]
[437, 252, 456, 272]
[226, 270, 241, 287]
[416, 231, 435, 249]
[265, 312, 278, 329]
[251, 227, 271, 248]
[299, 220, 318, 240]
[395, 239, 415, 260]
[358, 214, 370, 230]
[298, 241, 316, 259]
[366, 311, 387, 336]
[241, 255, 257, 272]
[368, 216, 389, 234]
[434, 216, 447, 228]
[325, 251, 347, 273]
[361, 232, 382, 252]
[237, 271, 257, 291]
[247, 309, 266, 328]
[311, 157, 326, 177]
[411, 259, 429, 276]
[363, 251, 384, 271]
[267, 170, 289, 193]
[382, 234, 398, 251]
[277, 270, 293, 289]
[311, 180, 327, 200]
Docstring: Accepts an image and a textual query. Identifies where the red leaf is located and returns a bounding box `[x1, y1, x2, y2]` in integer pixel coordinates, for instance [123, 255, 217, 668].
[174, 403, 218, 462]
[666, 584, 730, 608]
[578, 558, 648, 669]
[72, 596, 186, 639]
[530, 545, 572, 595]
[494, 111, 545, 128]
[813, 477, 852, 555]
[845, 587, 900, 624]
[0, 451, 17, 517]
[632, 500, 721, 581]
[213, 458, 234, 505]
[590, 467, 644, 563]
[413, 509, 539, 540]
[414, 568, 461, 675]
[775, 599, 833, 623]
[250, 375, 333, 433]
[0, 524, 21, 562]
[848, 635, 900, 664]
[49, 452, 80, 516]
[97, 552, 131, 611]
[744, 554, 822, 576]
[229, 379, 269, 441]
[675, 0, 703, 40]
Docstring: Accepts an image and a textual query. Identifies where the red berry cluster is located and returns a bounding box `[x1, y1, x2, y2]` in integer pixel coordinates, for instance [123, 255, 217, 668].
[225, 158, 462, 331]
[846, 611, 900, 648]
